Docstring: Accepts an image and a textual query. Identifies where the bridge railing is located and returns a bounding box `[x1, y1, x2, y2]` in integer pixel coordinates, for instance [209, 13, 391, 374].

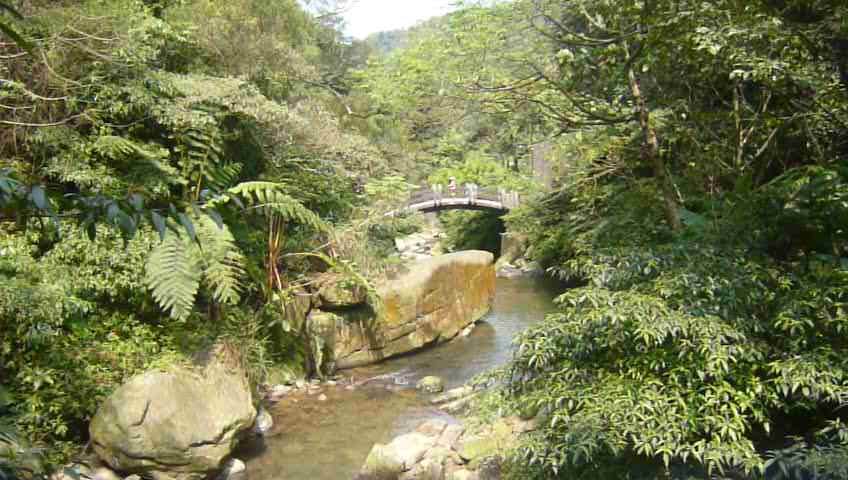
[405, 186, 520, 209]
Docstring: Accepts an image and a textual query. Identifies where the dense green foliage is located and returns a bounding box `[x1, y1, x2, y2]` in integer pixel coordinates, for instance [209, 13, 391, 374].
[439, 210, 505, 256]
[410, 0, 848, 477]
[0, 0, 408, 473]
[352, 0, 848, 478]
[3, 0, 848, 478]
[504, 174, 848, 477]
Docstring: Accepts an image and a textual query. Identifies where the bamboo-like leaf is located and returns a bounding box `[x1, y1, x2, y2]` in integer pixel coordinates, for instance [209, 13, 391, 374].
[0, 21, 31, 51]
[150, 211, 166, 240]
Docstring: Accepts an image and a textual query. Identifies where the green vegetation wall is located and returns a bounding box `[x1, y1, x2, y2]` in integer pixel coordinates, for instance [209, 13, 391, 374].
[0, 0, 393, 470]
[351, 0, 848, 477]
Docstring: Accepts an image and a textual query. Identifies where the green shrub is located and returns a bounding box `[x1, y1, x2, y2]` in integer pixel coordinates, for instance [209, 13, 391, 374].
[0, 228, 185, 462]
[496, 166, 848, 478]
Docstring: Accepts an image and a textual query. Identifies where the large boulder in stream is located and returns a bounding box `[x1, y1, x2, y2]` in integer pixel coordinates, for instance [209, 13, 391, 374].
[358, 431, 438, 480]
[324, 250, 496, 369]
[89, 346, 257, 480]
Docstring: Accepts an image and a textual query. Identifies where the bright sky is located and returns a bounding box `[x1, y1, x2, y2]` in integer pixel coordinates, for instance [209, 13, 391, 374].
[344, 0, 457, 39]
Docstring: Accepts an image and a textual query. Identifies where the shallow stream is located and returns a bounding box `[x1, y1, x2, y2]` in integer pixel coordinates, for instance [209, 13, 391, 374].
[238, 276, 562, 479]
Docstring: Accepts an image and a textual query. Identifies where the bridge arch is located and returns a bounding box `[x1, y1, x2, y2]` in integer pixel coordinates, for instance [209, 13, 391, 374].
[386, 187, 520, 217]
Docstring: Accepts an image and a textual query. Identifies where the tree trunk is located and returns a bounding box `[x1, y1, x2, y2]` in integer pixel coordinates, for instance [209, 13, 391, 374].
[627, 63, 682, 232]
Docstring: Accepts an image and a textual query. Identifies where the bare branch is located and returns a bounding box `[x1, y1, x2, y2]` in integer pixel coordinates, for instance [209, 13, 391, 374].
[65, 25, 119, 43]
[0, 114, 85, 127]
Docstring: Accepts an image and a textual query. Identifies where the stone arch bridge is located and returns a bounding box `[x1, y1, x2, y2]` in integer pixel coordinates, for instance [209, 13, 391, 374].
[386, 187, 520, 217]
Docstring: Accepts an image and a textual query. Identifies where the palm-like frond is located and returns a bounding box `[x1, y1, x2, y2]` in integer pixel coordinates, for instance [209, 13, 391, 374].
[224, 181, 327, 231]
[93, 136, 160, 161]
[145, 213, 246, 320]
[144, 231, 202, 320]
[194, 214, 245, 305]
[175, 125, 241, 193]
[145, 182, 325, 320]
[206, 163, 242, 191]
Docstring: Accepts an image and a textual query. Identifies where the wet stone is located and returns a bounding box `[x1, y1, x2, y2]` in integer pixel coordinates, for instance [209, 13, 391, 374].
[91, 467, 120, 480]
[438, 424, 466, 450]
[415, 419, 448, 437]
[416, 376, 445, 394]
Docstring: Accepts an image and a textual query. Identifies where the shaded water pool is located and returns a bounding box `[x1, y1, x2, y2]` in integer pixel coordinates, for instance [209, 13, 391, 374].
[238, 276, 561, 479]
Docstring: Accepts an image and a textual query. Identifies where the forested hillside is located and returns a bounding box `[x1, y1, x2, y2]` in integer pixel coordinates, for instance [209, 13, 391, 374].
[2, 0, 848, 479]
[362, 29, 410, 57]
[0, 0, 412, 471]
[353, 0, 848, 478]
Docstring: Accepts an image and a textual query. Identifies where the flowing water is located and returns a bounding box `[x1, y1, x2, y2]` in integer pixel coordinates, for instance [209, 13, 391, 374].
[238, 276, 562, 479]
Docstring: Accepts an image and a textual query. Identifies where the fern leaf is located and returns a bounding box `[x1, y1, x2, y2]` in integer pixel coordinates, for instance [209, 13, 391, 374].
[145, 233, 202, 321]
[226, 181, 327, 231]
[205, 163, 242, 191]
[195, 214, 245, 305]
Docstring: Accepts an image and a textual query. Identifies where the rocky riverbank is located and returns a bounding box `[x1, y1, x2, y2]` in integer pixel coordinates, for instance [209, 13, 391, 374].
[394, 227, 445, 262]
[76, 249, 501, 480]
[52, 345, 257, 480]
[355, 387, 537, 480]
[494, 232, 543, 278]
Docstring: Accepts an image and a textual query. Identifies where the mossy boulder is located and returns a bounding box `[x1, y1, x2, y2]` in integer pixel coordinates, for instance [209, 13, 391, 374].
[496, 232, 528, 268]
[280, 288, 312, 332]
[306, 310, 343, 375]
[332, 251, 496, 369]
[89, 349, 256, 480]
[416, 376, 445, 393]
[457, 420, 515, 470]
[359, 444, 404, 480]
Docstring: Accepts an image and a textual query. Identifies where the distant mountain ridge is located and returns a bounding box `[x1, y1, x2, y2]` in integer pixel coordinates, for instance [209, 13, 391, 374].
[362, 14, 447, 57]
[363, 29, 410, 56]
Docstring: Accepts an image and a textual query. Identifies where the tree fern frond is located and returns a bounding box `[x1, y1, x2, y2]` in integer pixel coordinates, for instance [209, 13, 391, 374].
[194, 214, 245, 305]
[92, 135, 181, 185]
[144, 232, 201, 321]
[145, 212, 246, 318]
[174, 125, 234, 193]
[205, 163, 242, 191]
[225, 181, 327, 231]
[92, 135, 167, 163]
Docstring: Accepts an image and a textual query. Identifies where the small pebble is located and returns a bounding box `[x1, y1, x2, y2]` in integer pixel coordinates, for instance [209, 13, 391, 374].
[318, 394, 328, 401]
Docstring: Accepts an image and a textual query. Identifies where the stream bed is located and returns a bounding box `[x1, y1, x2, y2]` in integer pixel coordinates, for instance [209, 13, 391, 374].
[238, 276, 562, 479]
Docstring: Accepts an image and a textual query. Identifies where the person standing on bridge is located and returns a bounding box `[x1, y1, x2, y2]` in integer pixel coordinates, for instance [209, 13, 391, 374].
[465, 182, 478, 203]
[431, 183, 442, 205]
[448, 177, 457, 197]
